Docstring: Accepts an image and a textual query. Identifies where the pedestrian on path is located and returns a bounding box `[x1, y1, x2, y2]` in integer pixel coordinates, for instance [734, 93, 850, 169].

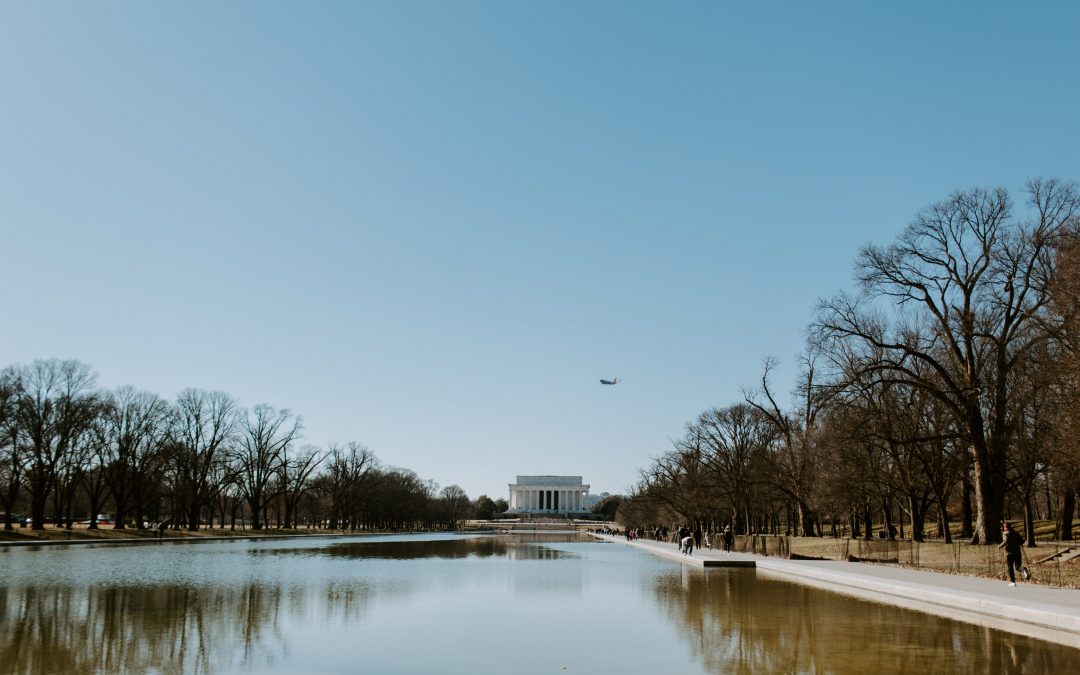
[722, 525, 734, 553]
[998, 522, 1024, 586]
[681, 534, 694, 555]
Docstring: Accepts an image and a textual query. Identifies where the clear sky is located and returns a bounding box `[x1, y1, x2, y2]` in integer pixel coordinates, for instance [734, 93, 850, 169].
[3, 2, 1079, 500]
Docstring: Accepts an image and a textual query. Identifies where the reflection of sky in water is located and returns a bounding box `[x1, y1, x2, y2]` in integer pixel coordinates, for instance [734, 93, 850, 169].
[0, 535, 1076, 674]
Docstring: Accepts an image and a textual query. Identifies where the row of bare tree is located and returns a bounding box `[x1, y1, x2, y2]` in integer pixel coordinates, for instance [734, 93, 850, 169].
[622, 179, 1080, 545]
[0, 361, 476, 532]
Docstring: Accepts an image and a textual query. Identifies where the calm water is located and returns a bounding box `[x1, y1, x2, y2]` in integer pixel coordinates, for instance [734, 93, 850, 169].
[0, 533, 1077, 674]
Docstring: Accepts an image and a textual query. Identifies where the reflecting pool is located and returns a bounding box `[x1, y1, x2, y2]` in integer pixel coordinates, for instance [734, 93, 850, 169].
[0, 533, 1077, 673]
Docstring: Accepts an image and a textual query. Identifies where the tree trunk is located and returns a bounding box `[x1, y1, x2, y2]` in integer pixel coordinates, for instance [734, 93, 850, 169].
[938, 500, 952, 544]
[960, 474, 974, 539]
[1023, 494, 1037, 547]
[882, 497, 894, 540]
[251, 495, 262, 531]
[797, 500, 816, 538]
[970, 427, 1005, 545]
[932, 486, 952, 543]
[30, 488, 50, 530]
[187, 495, 200, 531]
[284, 500, 294, 530]
[907, 493, 924, 542]
[1057, 487, 1075, 541]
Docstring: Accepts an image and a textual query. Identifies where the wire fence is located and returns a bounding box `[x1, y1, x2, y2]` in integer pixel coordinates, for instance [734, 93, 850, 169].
[730, 534, 1080, 587]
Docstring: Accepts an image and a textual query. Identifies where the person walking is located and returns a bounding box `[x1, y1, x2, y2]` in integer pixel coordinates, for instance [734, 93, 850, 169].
[998, 522, 1024, 587]
[722, 525, 734, 553]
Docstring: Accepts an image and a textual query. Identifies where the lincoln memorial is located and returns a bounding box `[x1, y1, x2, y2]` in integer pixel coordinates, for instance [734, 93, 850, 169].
[508, 475, 590, 514]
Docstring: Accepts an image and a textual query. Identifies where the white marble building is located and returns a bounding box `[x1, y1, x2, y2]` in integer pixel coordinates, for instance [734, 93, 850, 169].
[508, 475, 590, 514]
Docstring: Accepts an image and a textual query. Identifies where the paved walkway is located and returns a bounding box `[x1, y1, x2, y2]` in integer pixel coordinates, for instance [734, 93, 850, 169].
[593, 534, 1080, 649]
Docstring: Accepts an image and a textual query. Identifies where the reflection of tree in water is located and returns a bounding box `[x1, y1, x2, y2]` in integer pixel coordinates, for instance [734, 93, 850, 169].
[0, 535, 590, 674]
[653, 570, 1074, 674]
[0, 580, 380, 675]
[260, 533, 584, 561]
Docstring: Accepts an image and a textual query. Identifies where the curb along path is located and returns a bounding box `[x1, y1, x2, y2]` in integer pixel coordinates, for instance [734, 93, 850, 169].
[592, 533, 1080, 650]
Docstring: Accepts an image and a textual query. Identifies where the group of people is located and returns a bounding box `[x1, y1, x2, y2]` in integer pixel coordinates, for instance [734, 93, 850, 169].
[617, 520, 1030, 591]
[674, 524, 735, 556]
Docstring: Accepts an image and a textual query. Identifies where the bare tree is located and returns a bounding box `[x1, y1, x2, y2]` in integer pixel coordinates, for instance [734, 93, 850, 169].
[1049, 220, 1080, 539]
[234, 404, 302, 530]
[322, 442, 377, 529]
[15, 359, 99, 530]
[172, 389, 238, 531]
[636, 435, 710, 528]
[814, 180, 1080, 543]
[99, 387, 171, 529]
[0, 368, 25, 530]
[1008, 346, 1058, 546]
[746, 356, 832, 537]
[697, 403, 775, 534]
[438, 484, 471, 529]
[279, 443, 325, 528]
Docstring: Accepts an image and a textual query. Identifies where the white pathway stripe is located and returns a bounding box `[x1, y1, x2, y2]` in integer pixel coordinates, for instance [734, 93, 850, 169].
[593, 533, 1080, 649]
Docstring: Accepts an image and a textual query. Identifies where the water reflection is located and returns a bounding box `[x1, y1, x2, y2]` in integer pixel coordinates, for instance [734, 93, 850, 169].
[654, 569, 1075, 674]
[2, 584, 265, 674]
[259, 533, 582, 560]
[0, 535, 1076, 674]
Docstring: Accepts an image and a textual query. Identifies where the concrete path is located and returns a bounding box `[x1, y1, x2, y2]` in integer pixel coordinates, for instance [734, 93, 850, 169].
[594, 534, 1080, 649]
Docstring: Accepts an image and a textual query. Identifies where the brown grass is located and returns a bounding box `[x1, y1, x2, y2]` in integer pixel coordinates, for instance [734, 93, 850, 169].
[735, 528, 1080, 588]
[0, 523, 347, 543]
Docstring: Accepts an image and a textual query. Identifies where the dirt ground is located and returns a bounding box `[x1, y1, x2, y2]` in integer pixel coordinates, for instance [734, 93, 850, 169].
[745, 527, 1080, 589]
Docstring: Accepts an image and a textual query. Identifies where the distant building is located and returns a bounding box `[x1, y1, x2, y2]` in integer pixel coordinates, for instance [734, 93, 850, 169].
[508, 475, 590, 514]
[584, 492, 609, 510]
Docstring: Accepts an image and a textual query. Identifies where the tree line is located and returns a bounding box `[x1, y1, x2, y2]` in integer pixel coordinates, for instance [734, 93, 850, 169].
[0, 362, 505, 532]
[621, 178, 1080, 545]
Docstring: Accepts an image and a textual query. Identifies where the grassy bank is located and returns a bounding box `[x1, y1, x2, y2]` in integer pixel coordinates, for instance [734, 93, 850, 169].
[0, 523, 351, 544]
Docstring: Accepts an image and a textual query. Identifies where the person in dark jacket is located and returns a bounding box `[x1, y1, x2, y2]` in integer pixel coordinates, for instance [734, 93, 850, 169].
[998, 522, 1024, 586]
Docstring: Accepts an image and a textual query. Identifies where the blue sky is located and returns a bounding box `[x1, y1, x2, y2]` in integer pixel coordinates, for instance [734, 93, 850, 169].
[3, 2, 1079, 500]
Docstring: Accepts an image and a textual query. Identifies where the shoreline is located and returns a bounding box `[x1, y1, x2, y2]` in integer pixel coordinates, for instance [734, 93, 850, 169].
[12, 527, 1079, 649]
[0, 526, 435, 547]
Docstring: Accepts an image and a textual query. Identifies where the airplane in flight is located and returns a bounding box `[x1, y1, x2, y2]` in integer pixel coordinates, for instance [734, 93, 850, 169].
[600, 378, 619, 386]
